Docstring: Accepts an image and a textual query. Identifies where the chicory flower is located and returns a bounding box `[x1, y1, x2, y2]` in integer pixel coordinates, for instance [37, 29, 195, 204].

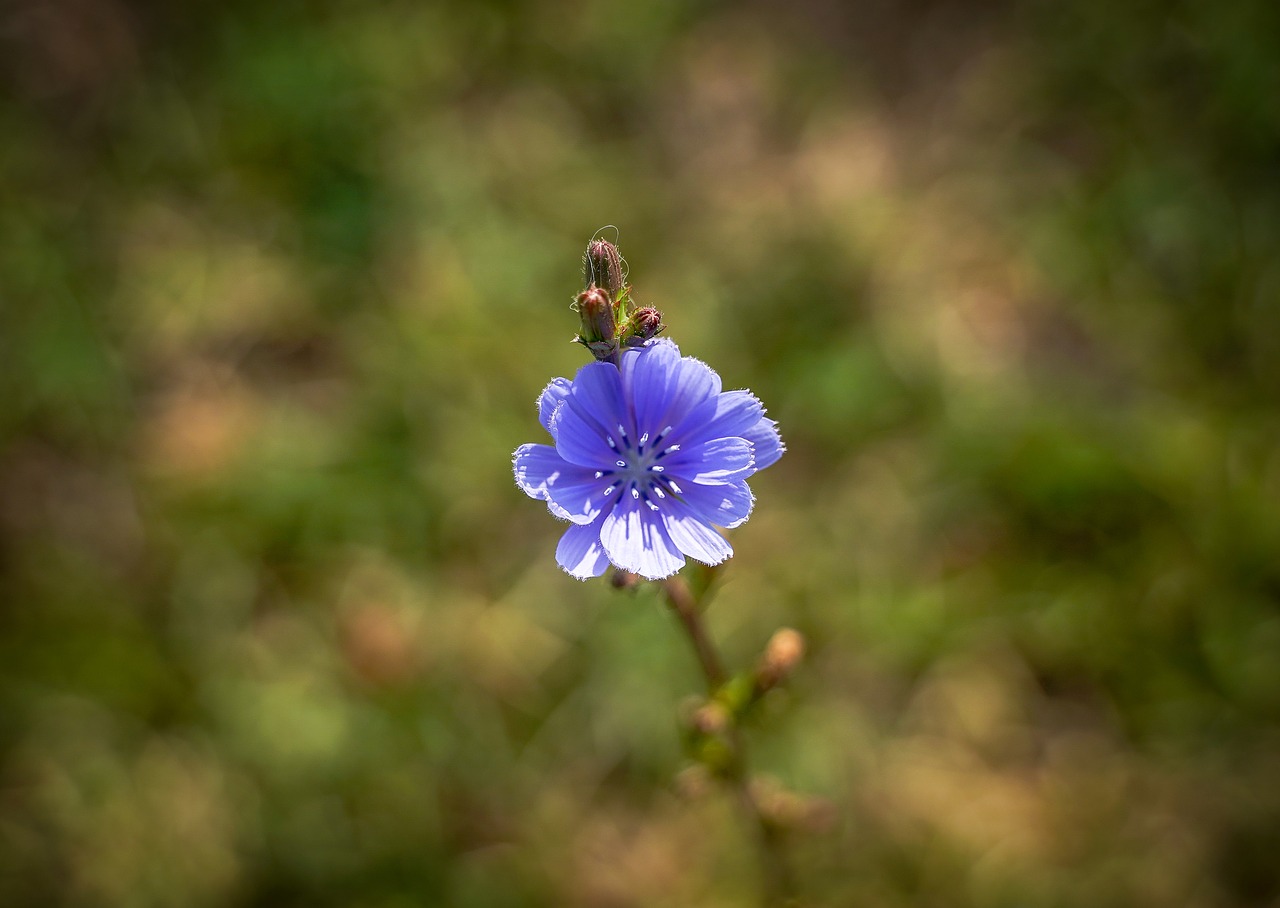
[513, 339, 783, 580]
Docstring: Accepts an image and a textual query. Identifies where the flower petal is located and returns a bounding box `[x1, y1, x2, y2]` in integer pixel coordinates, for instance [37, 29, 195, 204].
[550, 400, 617, 469]
[513, 443, 606, 524]
[661, 437, 755, 485]
[599, 493, 686, 580]
[538, 377, 572, 433]
[675, 390, 764, 448]
[622, 340, 722, 438]
[623, 339, 680, 432]
[567, 361, 629, 442]
[676, 479, 755, 529]
[556, 519, 611, 579]
[743, 416, 785, 470]
[661, 498, 734, 566]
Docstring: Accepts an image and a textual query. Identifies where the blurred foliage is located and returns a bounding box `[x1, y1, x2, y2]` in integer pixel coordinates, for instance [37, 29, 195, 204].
[2, 0, 1279, 905]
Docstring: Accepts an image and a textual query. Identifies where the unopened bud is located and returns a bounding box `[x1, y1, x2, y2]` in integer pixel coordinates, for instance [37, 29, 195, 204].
[633, 306, 664, 340]
[756, 627, 805, 691]
[620, 306, 665, 349]
[609, 569, 639, 591]
[691, 701, 730, 736]
[584, 238, 625, 297]
[575, 285, 616, 345]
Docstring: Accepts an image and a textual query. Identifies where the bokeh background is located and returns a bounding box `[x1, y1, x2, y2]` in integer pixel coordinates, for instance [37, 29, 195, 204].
[3, 0, 1280, 905]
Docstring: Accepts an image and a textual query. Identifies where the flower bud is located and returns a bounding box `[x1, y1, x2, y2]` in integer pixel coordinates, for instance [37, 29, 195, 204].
[620, 306, 665, 349]
[575, 285, 616, 344]
[633, 306, 664, 340]
[691, 701, 730, 736]
[609, 568, 640, 590]
[755, 627, 805, 691]
[584, 238, 625, 297]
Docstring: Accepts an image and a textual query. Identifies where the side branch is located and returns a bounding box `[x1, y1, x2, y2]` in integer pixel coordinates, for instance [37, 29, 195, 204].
[658, 575, 796, 906]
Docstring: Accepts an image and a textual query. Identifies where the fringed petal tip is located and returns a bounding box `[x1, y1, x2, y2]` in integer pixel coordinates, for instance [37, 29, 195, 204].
[512, 443, 603, 525]
[556, 521, 611, 579]
[537, 377, 573, 434]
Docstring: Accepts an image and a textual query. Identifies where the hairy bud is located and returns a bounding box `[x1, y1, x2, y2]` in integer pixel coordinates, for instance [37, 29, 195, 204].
[633, 306, 664, 340]
[584, 238, 625, 297]
[572, 236, 658, 364]
[620, 306, 664, 349]
[574, 285, 624, 364]
[575, 285, 617, 351]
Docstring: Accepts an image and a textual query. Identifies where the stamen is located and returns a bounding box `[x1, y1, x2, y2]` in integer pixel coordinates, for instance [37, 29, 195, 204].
[639, 432, 650, 446]
[631, 487, 640, 499]
[647, 501, 660, 511]
[669, 480, 682, 494]
[651, 465, 664, 472]
[666, 444, 680, 453]
[594, 471, 603, 479]
[604, 484, 617, 495]
[616, 459, 627, 467]
[616, 424, 627, 438]
[653, 487, 666, 499]
[607, 436, 616, 449]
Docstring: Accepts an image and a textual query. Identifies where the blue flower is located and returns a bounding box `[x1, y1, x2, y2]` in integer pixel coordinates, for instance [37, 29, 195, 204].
[513, 339, 783, 580]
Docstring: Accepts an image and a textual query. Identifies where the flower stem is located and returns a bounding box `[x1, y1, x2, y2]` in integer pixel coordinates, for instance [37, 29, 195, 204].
[734, 777, 795, 907]
[660, 577, 726, 690]
[658, 576, 796, 907]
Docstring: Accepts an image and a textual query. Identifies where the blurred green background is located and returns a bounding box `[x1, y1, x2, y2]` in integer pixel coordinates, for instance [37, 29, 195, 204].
[3, 0, 1279, 905]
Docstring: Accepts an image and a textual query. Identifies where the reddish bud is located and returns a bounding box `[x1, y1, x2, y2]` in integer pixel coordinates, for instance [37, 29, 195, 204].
[584, 238, 625, 296]
[632, 306, 664, 340]
[620, 306, 665, 349]
[575, 286, 616, 345]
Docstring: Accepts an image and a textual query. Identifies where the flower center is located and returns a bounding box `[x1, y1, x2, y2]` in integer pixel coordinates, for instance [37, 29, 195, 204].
[598, 423, 684, 508]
